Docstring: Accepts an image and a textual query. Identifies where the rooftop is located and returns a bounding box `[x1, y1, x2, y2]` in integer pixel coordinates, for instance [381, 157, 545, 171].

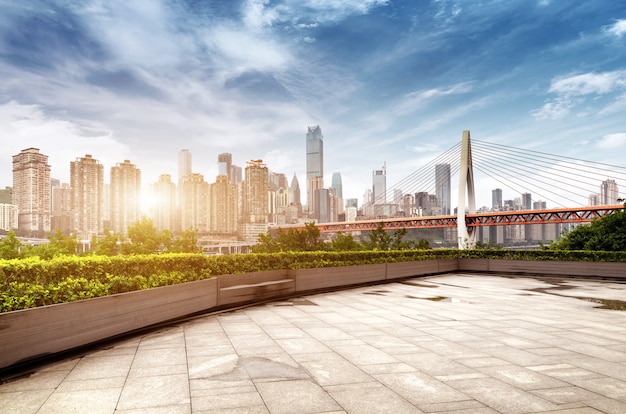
[1, 273, 625, 413]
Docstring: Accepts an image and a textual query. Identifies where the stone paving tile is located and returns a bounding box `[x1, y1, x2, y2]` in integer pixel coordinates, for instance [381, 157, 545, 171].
[255, 379, 342, 414]
[374, 371, 470, 406]
[397, 352, 479, 376]
[116, 374, 190, 411]
[478, 365, 569, 391]
[115, 405, 192, 413]
[299, 356, 373, 386]
[63, 354, 135, 381]
[324, 381, 423, 413]
[530, 386, 604, 404]
[39, 388, 122, 414]
[584, 398, 626, 414]
[0, 389, 53, 414]
[568, 376, 626, 402]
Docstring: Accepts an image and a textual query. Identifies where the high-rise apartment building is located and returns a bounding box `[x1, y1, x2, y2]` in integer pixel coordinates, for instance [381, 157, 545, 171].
[0, 203, 18, 231]
[152, 174, 177, 232]
[372, 164, 387, 205]
[240, 160, 269, 241]
[180, 173, 209, 232]
[435, 164, 451, 215]
[178, 149, 192, 184]
[51, 183, 72, 234]
[306, 125, 324, 211]
[242, 160, 269, 224]
[12, 148, 51, 234]
[71, 154, 104, 241]
[210, 175, 238, 235]
[600, 179, 619, 205]
[110, 160, 141, 234]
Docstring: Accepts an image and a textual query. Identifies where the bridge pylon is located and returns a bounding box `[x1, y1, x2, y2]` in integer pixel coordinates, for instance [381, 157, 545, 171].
[457, 130, 476, 249]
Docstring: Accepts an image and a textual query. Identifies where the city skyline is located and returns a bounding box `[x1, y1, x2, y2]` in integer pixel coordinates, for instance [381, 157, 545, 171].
[1, 1, 625, 209]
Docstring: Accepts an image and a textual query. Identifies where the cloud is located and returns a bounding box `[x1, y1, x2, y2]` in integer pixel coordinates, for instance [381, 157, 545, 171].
[606, 19, 626, 38]
[532, 71, 626, 119]
[548, 71, 626, 96]
[596, 133, 626, 149]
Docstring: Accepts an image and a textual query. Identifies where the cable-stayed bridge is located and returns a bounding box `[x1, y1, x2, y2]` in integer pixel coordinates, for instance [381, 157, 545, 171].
[299, 131, 626, 248]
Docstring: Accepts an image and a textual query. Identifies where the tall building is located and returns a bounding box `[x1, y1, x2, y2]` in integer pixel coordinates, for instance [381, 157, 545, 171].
[242, 160, 269, 224]
[153, 174, 177, 232]
[435, 164, 451, 215]
[180, 173, 209, 232]
[306, 125, 324, 210]
[521, 193, 532, 210]
[330, 172, 344, 216]
[51, 183, 72, 234]
[600, 179, 619, 205]
[241, 160, 269, 241]
[178, 149, 192, 184]
[110, 160, 141, 235]
[71, 154, 104, 240]
[290, 173, 301, 206]
[210, 175, 238, 235]
[372, 163, 386, 204]
[12, 148, 51, 234]
[0, 203, 18, 231]
[218, 153, 232, 179]
[331, 172, 343, 199]
[230, 165, 242, 184]
[492, 188, 503, 211]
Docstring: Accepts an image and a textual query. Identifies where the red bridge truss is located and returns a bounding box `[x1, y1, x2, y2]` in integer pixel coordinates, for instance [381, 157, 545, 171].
[293, 205, 624, 233]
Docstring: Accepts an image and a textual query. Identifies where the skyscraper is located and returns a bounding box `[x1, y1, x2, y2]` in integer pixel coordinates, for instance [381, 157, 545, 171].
[521, 193, 532, 210]
[210, 175, 238, 235]
[600, 179, 619, 205]
[372, 164, 386, 204]
[12, 148, 51, 234]
[306, 125, 323, 211]
[218, 153, 232, 178]
[153, 174, 177, 232]
[290, 173, 301, 206]
[435, 164, 451, 215]
[241, 160, 269, 241]
[180, 173, 209, 232]
[71, 154, 104, 240]
[331, 172, 343, 199]
[110, 160, 141, 234]
[178, 149, 192, 184]
[492, 188, 503, 211]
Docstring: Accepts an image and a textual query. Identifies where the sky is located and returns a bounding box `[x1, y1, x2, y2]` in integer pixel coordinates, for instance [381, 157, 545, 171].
[1, 0, 626, 210]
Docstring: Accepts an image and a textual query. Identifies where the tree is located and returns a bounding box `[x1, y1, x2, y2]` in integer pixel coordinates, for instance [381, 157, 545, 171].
[93, 229, 121, 256]
[550, 206, 626, 251]
[171, 228, 202, 253]
[329, 232, 361, 251]
[0, 230, 22, 259]
[252, 222, 326, 252]
[123, 217, 163, 254]
[361, 223, 393, 250]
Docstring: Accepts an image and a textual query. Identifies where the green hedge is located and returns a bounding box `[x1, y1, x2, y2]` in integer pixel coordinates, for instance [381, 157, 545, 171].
[1, 249, 625, 312]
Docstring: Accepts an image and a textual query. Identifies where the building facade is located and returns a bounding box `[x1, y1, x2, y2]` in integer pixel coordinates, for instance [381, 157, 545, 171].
[180, 173, 209, 232]
[12, 148, 51, 234]
[152, 174, 177, 232]
[306, 125, 324, 212]
[110, 160, 141, 234]
[70, 154, 104, 241]
[600, 179, 619, 205]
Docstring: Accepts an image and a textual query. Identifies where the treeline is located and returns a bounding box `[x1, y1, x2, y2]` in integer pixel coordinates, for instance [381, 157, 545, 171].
[252, 222, 431, 253]
[0, 217, 201, 260]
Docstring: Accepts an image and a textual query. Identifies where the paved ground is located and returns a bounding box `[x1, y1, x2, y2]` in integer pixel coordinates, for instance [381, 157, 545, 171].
[1, 273, 626, 414]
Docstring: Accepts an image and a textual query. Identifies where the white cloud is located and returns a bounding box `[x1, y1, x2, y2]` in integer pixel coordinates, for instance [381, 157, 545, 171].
[533, 71, 626, 119]
[548, 71, 626, 96]
[0, 101, 130, 183]
[606, 19, 626, 38]
[596, 133, 626, 149]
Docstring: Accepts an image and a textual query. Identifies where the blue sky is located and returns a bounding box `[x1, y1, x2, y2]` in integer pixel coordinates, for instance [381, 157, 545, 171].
[1, 0, 625, 209]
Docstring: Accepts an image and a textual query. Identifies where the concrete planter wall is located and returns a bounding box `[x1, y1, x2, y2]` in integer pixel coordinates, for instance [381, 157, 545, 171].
[0, 277, 218, 371]
[2, 258, 625, 371]
[456, 258, 626, 279]
[218, 269, 295, 306]
[291, 264, 387, 292]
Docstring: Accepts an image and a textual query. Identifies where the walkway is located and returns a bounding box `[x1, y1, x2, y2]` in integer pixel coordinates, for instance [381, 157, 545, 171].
[1, 273, 626, 413]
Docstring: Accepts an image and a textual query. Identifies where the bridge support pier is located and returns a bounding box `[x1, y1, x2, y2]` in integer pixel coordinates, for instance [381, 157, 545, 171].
[457, 130, 476, 249]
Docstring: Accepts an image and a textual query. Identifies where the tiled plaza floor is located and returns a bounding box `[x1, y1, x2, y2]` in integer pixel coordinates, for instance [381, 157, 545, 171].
[1, 273, 626, 413]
